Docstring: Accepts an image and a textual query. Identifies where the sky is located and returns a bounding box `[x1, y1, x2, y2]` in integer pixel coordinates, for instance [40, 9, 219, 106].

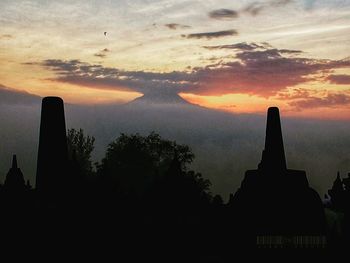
[1, 0, 350, 119]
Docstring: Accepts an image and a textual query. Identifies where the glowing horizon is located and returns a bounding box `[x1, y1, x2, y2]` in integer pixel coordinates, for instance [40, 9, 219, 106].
[1, 0, 350, 119]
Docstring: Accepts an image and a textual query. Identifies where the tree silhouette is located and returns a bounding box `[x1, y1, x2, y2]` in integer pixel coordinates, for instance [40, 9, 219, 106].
[96, 132, 211, 207]
[65, 128, 96, 207]
[67, 128, 95, 175]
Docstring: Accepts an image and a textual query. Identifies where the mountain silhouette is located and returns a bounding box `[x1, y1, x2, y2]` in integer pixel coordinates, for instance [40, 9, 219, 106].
[128, 92, 192, 106]
[0, 84, 41, 105]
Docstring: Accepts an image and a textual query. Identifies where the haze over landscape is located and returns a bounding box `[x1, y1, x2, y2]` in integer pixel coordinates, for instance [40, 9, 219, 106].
[1, 0, 350, 198]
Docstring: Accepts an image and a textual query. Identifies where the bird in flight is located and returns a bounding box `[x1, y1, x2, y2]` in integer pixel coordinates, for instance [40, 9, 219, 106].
[104, 32, 107, 36]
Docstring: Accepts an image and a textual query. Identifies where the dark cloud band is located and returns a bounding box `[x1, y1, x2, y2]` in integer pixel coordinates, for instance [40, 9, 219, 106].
[208, 9, 239, 20]
[182, 29, 238, 39]
[327, 74, 350, 85]
[289, 93, 350, 109]
[165, 23, 191, 30]
[31, 42, 350, 99]
[94, 48, 110, 58]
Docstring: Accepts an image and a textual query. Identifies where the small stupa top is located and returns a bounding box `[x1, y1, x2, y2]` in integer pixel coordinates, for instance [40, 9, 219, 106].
[258, 107, 287, 173]
[4, 154, 25, 189]
[12, 154, 18, 169]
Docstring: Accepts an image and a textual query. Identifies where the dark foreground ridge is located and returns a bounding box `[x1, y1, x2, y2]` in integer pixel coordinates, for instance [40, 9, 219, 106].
[0, 97, 349, 257]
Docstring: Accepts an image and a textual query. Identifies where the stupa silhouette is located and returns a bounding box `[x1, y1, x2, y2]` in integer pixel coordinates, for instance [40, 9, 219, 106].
[4, 155, 26, 191]
[36, 97, 68, 198]
[231, 107, 326, 238]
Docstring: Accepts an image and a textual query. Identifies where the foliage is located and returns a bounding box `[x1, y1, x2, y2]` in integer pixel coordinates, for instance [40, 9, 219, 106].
[67, 128, 95, 174]
[97, 132, 211, 203]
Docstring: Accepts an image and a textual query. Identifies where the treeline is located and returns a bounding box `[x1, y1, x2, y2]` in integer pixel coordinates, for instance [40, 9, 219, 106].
[0, 129, 349, 254]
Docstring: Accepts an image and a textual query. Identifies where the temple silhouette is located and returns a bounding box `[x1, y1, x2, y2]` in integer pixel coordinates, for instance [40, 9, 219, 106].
[1, 97, 349, 252]
[230, 107, 326, 238]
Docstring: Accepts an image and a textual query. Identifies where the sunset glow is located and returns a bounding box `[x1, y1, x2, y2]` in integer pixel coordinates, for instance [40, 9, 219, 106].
[1, 0, 350, 118]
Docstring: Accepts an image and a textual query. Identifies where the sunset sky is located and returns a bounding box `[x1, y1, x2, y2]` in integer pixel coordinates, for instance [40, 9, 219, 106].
[1, 0, 350, 119]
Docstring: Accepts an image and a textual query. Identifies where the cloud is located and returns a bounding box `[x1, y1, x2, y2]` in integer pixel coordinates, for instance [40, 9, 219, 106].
[39, 59, 192, 96]
[94, 48, 111, 58]
[165, 23, 191, 30]
[0, 34, 13, 40]
[34, 42, 350, 99]
[192, 44, 350, 96]
[289, 93, 350, 109]
[243, 2, 264, 16]
[327, 74, 350, 85]
[208, 2, 291, 19]
[271, 0, 294, 7]
[203, 42, 265, 51]
[202, 42, 302, 55]
[275, 88, 314, 100]
[243, 0, 293, 16]
[278, 49, 303, 55]
[277, 87, 350, 109]
[94, 54, 106, 58]
[182, 29, 238, 39]
[208, 9, 239, 20]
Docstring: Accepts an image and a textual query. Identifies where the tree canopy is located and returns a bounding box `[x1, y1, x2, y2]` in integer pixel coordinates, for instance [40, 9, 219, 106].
[97, 132, 211, 206]
[67, 128, 95, 175]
